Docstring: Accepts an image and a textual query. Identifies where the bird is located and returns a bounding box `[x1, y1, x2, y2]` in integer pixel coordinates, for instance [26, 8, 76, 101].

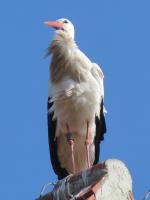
[45, 18, 106, 180]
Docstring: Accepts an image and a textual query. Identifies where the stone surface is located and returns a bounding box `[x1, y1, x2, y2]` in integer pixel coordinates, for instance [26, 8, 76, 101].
[96, 159, 133, 200]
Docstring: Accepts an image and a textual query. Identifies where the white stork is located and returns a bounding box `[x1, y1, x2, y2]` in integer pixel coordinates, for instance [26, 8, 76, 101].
[45, 18, 106, 180]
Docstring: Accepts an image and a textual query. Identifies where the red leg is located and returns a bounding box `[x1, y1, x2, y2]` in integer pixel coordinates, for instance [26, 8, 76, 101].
[85, 121, 91, 168]
[66, 124, 76, 174]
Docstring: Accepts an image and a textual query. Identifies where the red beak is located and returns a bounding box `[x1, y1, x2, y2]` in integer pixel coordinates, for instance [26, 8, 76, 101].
[44, 21, 63, 29]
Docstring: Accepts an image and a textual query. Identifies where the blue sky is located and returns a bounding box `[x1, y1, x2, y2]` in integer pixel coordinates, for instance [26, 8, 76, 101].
[0, 0, 150, 199]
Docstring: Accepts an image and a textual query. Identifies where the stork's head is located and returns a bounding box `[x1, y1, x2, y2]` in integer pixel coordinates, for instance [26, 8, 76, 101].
[44, 18, 75, 39]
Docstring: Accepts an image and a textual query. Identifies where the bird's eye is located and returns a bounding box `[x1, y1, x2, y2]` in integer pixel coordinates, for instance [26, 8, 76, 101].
[63, 20, 68, 24]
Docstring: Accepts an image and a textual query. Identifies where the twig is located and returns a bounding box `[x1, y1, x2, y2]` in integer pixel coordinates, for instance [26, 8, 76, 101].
[40, 182, 56, 197]
[144, 189, 150, 200]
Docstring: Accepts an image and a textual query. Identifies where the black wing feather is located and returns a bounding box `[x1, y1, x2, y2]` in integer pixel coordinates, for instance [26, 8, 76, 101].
[93, 100, 107, 165]
[47, 97, 69, 180]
